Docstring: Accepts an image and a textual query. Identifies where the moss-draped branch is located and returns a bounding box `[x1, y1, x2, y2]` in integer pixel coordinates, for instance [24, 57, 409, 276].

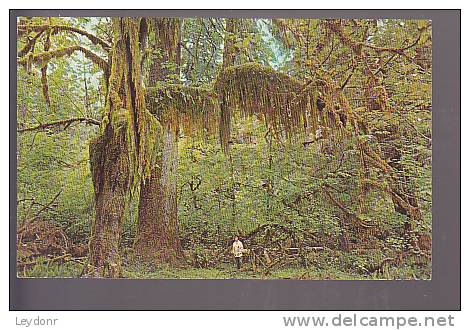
[146, 84, 218, 136]
[145, 62, 346, 146]
[17, 22, 110, 110]
[214, 62, 346, 151]
[17, 45, 109, 73]
[17, 24, 111, 51]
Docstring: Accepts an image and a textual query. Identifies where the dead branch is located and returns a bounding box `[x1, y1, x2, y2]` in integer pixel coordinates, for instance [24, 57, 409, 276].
[18, 190, 63, 231]
[321, 184, 375, 229]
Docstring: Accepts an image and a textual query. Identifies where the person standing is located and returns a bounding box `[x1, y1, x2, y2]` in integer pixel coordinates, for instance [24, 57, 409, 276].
[232, 236, 244, 270]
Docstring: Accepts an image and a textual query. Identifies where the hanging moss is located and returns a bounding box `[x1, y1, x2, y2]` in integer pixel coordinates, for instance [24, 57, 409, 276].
[215, 63, 305, 133]
[146, 84, 219, 137]
[118, 17, 161, 189]
[95, 18, 161, 193]
[17, 21, 111, 109]
[86, 17, 162, 277]
[214, 62, 345, 151]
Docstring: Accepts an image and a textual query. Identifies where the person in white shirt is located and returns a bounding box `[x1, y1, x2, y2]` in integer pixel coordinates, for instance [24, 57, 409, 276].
[232, 236, 244, 270]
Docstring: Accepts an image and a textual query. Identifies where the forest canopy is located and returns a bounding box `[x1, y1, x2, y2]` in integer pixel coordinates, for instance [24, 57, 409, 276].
[16, 17, 432, 279]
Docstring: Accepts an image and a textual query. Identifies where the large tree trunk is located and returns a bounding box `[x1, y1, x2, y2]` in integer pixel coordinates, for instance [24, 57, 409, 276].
[86, 18, 150, 277]
[156, 123, 183, 260]
[135, 121, 183, 262]
[135, 159, 161, 256]
[135, 18, 183, 263]
[87, 123, 130, 277]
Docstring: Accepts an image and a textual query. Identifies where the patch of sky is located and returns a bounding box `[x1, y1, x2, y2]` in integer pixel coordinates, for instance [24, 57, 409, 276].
[256, 19, 292, 70]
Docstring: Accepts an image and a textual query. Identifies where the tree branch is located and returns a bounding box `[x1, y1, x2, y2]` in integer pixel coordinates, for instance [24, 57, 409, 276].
[17, 24, 111, 51]
[17, 46, 109, 73]
[18, 189, 63, 231]
[17, 28, 47, 57]
[18, 117, 100, 133]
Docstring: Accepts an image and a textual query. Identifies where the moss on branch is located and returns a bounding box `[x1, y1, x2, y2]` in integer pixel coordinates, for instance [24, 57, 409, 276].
[17, 46, 109, 73]
[146, 84, 219, 136]
[17, 24, 111, 50]
[213, 62, 345, 151]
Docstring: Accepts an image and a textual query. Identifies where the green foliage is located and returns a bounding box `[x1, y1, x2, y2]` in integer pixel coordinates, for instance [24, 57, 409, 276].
[16, 17, 431, 280]
[19, 257, 83, 278]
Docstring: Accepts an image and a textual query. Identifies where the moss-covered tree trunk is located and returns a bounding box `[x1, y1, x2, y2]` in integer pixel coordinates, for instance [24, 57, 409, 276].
[136, 121, 183, 262]
[135, 156, 161, 256]
[135, 18, 183, 263]
[86, 18, 150, 277]
[88, 123, 130, 277]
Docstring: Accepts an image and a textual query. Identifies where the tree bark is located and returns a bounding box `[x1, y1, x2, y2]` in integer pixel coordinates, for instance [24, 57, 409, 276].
[135, 121, 183, 262]
[87, 124, 130, 277]
[135, 158, 161, 256]
[135, 18, 183, 263]
[156, 122, 183, 260]
[86, 18, 149, 277]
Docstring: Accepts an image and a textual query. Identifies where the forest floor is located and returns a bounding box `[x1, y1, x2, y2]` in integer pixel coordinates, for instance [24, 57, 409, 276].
[122, 264, 430, 280]
[123, 264, 367, 280]
[18, 258, 430, 280]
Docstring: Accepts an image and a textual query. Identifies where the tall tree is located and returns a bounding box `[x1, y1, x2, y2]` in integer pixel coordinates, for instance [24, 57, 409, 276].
[15, 17, 148, 277]
[134, 18, 183, 263]
[86, 18, 158, 277]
